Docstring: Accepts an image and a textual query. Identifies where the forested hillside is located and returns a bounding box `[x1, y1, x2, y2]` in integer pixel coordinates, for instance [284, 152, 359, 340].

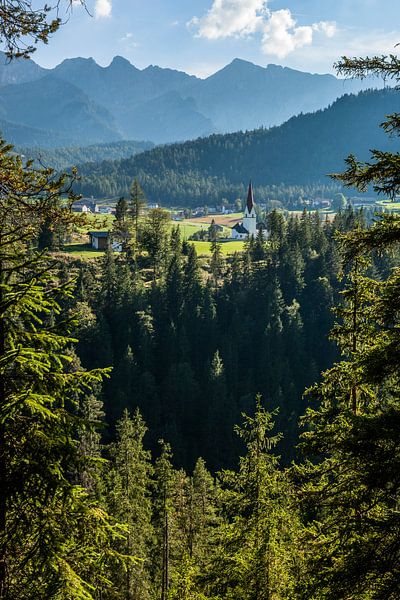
[69, 207, 391, 470]
[17, 139, 154, 171]
[71, 88, 398, 204]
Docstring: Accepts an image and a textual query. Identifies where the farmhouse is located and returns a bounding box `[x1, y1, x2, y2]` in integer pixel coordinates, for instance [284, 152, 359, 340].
[208, 219, 224, 240]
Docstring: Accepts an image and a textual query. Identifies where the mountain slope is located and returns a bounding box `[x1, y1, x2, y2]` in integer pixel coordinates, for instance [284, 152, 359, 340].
[0, 119, 79, 147]
[71, 88, 399, 204]
[0, 75, 122, 145]
[17, 140, 155, 171]
[0, 51, 47, 84]
[53, 56, 201, 139]
[120, 91, 214, 143]
[182, 59, 368, 132]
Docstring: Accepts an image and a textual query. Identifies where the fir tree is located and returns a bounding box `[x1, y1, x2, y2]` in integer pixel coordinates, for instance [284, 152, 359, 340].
[298, 51, 400, 600]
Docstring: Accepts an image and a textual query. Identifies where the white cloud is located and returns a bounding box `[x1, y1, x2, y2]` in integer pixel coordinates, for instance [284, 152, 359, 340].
[188, 0, 267, 40]
[262, 10, 336, 59]
[95, 0, 112, 19]
[189, 1, 337, 58]
[315, 21, 337, 38]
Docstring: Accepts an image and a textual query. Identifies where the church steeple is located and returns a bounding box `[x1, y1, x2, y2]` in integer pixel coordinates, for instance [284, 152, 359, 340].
[246, 180, 255, 213]
[243, 180, 257, 236]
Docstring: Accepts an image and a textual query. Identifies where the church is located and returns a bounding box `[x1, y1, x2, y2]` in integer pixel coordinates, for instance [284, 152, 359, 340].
[231, 181, 267, 240]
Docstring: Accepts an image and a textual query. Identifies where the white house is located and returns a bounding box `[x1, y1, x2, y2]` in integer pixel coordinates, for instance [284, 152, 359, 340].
[231, 222, 250, 240]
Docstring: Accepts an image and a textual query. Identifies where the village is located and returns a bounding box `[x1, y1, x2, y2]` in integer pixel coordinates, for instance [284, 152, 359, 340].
[66, 184, 386, 260]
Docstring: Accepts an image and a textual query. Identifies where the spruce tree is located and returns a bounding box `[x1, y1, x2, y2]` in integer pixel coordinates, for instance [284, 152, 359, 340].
[203, 397, 301, 600]
[0, 140, 124, 599]
[298, 51, 400, 600]
[106, 409, 154, 600]
[129, 179, 147, 246]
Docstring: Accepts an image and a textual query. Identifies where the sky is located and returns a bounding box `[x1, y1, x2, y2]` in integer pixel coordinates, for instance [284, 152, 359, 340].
[32, 0, 400, 77]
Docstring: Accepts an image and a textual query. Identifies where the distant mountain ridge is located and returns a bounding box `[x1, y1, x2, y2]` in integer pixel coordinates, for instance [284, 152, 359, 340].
[68, 88, 399, 205]
[0, 52, 380, 147]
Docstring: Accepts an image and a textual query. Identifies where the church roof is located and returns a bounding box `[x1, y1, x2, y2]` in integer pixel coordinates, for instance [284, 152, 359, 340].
[246, 181, 255, 212]
[232, 222, 249, 234]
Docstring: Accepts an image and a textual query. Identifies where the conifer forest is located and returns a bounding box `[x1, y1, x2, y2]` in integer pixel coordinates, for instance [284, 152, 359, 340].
[1, 2, 400, 599]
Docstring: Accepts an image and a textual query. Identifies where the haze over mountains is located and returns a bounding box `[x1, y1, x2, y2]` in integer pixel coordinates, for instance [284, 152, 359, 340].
[0, 52, 376, 147]
[70, 88, 399, 205]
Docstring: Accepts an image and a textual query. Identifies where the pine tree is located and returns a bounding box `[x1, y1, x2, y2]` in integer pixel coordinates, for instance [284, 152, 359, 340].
[210, 239, 223, 287]
[141, 208, 170, 280]
[113, 197, 131, 250]
[152, 440, 175, 600]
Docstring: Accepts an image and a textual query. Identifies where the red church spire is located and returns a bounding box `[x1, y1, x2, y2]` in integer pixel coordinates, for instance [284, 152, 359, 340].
[246, 180, 255, 212]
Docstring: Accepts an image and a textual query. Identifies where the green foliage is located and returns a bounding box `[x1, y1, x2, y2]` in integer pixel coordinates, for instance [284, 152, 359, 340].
[19, 141, 154, 171]
[74, 208, 353, 470]
[0, 0, 61, 58]
[201, 397, 301, 600]
[141, 208, 170, 279]
[298, 53, 400, 600]
[105, 409, 154, 600]
[0, 138, 126, 598]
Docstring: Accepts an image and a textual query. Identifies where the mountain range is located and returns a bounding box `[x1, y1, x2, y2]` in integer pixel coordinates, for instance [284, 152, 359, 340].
[68, 88, 399, 206]
[0, 52, 377, 147]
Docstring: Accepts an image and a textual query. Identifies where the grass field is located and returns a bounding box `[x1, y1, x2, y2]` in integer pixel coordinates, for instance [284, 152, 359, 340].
[60, 244, 103, 258]
[64, 211, 246, 259]
[191, 240, 245, 256]
[174, 222, 209, 238]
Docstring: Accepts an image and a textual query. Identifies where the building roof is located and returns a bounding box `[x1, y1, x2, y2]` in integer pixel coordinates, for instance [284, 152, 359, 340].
[209, 222, 224, 231]
[232, 222, 249, 234]
[89, 231, 109, 238]
[246, 180, 255, 213]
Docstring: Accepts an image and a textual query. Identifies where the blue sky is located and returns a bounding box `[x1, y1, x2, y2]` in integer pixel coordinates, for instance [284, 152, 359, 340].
[33, 0, 400, 77]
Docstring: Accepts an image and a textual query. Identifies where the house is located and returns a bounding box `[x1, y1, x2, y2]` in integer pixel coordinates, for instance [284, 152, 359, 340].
[231, 181, 268, 239]
[89, 231, 109, 250]
[73, 199, 99, 213]
[89, 231, 124, 251]
[231, 222, 250, 240]
[72, 202, 90, 213]
[208, 219, 224, 240]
